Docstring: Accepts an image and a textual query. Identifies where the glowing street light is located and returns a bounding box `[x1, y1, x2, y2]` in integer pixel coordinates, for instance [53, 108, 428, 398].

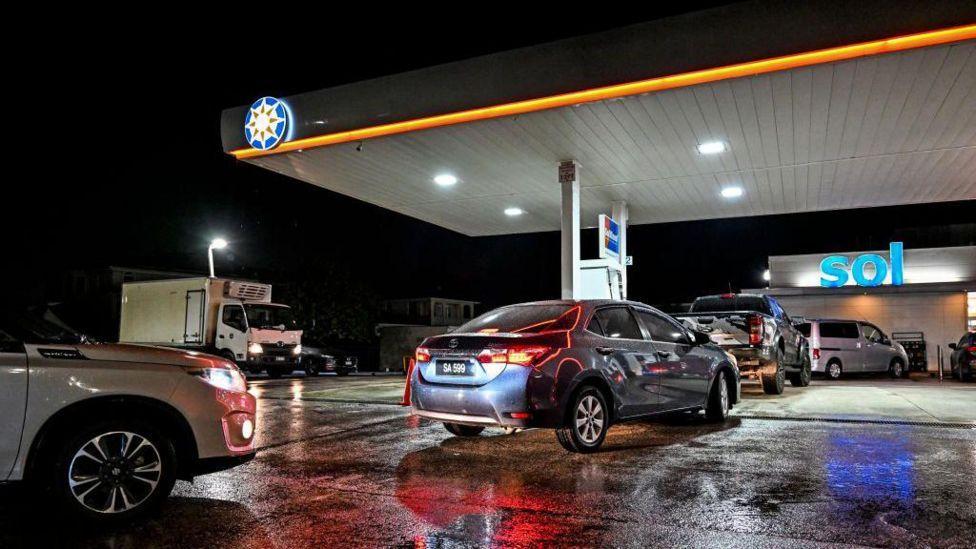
[208, 238, 228, 278]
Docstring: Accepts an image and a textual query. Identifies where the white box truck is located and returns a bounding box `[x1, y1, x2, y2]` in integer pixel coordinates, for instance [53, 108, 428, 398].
[119, 277, 303, 378]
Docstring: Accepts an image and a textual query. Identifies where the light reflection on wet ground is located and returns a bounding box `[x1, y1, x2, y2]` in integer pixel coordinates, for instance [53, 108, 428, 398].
[1, 376, 974, 548]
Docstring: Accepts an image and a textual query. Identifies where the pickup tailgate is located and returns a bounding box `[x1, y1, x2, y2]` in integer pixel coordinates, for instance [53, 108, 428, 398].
[674, 312, 754, 347]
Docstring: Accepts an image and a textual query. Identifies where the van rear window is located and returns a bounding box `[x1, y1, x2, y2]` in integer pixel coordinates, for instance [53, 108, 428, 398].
[819, 322, 860, 339]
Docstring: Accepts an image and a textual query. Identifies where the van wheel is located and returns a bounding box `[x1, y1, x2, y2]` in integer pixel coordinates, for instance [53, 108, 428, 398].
[443, 423, 484, 437]
[49, 420, 177, 523]
[889, 359, 906, 379]
[788, 354, 812, 387]
[556, 386, 609, 453]
[704, 371, 731, 421]
[825, 360, 842, 380]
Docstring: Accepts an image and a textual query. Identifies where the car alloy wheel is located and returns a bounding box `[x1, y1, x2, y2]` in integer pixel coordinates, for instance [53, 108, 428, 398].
[575, 394, 605, 444]
[67, 431, 162, 514]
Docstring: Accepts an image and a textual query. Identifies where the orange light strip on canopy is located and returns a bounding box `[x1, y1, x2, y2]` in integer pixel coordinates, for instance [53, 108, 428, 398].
[230, 24, 976, 159]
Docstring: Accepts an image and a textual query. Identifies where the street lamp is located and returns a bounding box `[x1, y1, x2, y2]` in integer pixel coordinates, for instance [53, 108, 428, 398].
[208, 238, 228, 278]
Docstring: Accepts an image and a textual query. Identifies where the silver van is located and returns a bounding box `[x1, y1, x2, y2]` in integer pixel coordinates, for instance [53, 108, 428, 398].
[795, 319, 909, 379]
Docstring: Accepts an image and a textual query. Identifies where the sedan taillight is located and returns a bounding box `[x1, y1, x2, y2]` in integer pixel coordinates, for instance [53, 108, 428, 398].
[748, 315, 764, 346]
[477, 345, 553, 367]
[415, 347, 431, 363]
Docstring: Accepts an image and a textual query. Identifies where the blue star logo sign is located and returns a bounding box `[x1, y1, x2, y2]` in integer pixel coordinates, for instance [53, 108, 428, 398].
[244, 97, 289, 150]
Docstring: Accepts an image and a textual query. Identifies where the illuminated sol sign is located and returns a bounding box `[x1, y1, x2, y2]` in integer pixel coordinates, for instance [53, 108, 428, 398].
[244, 97, 290, 150]
[820, 242, 904, 288]
[598, 214, 620, 261]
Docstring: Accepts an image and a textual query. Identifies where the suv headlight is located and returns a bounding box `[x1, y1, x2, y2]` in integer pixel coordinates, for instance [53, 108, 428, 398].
[248, 342, 264, 354]
[194, 366, 247, 393]
[292, 344, 302, 356]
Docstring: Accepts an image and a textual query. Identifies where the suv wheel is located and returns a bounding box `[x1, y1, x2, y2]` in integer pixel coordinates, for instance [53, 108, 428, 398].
[826, 360, 843, 380]
[556, 386, 609, 453]
[50, 420, 177, 522]
[788, 354, 812, 387]
[443, 423, 484, 437]
[889, 359, 906, 379]
[704, 371, 731, 421]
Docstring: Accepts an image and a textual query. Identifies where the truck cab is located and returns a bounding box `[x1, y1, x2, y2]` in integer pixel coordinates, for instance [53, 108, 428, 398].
[216, 301, 302, 378]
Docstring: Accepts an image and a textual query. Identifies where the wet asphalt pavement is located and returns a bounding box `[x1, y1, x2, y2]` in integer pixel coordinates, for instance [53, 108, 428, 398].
[2, 375, 975, 548]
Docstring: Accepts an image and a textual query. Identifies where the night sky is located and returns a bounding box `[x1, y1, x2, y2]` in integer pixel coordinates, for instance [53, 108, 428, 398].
[11, 5, 975, 313]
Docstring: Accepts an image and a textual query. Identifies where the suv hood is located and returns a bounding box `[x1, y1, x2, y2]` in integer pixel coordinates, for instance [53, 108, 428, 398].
[73, 344, 231, 369]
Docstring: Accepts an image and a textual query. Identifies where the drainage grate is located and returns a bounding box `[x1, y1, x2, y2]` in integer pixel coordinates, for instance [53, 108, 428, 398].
[734, 414, 976, 429]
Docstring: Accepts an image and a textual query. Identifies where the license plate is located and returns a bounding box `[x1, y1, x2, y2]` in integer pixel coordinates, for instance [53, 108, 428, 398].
[437, 360, 473, 376]
[275, 356, 286, 362]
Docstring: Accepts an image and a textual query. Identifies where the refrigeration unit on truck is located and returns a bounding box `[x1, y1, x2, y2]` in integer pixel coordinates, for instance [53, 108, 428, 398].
[119, 277, 302, 378]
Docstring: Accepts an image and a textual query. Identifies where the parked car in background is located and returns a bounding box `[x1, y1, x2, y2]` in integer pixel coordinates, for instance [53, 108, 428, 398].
[299, 342, 358, 376]
[409, 300, 740, 453]
[794, 319, 909, 379]
[1, 308, 256, 523]
[674, 293, 809, 394]
[949, 332, 976, 381]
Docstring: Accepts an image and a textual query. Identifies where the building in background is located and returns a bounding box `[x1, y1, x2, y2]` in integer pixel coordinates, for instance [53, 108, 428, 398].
[377, 297, 479, 372]
[749, 245, 976, 372]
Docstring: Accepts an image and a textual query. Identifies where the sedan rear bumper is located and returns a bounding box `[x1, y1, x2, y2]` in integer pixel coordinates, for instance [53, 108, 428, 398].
[410, 363, 535, 428]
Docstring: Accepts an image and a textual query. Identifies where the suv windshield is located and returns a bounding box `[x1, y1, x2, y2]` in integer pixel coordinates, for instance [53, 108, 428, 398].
[244, 305, 297, 330]
[690, 295, 771, 315]
[0, 308, 87, 344]
[456, 305, 573, 334]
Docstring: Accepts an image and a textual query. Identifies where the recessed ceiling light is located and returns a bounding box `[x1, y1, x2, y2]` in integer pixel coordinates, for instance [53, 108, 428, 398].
[433, 174, 458, 186]
[697, 141, 727, 155]
[721, 186, 744, 198]
[504, 207, 524, 216]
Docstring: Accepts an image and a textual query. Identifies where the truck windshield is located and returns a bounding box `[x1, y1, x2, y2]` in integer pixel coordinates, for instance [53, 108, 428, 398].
[455, 304, 573, 334]
[0, 308, 88, 344]
[244, 305, 298, 330]
[690, 295, 771, 315]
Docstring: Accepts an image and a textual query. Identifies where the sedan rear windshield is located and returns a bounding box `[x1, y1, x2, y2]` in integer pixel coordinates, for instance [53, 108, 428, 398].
[455, 305, 574, 334]
[690, 296, 771, 315]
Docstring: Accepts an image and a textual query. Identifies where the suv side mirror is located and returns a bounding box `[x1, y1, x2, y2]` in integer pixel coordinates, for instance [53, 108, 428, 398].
[692, 331, 712, 345]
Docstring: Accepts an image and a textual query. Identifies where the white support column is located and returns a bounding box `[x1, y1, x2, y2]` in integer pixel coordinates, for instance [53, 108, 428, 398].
[559, 161, 581, 299]
[612, 200, 628, 300]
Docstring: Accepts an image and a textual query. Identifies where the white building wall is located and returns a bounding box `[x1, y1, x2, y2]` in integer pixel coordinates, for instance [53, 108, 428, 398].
[776, 292, 967, 372]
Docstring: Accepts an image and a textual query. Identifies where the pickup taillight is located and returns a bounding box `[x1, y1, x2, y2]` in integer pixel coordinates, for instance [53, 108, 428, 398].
[748, 314, 764, 346]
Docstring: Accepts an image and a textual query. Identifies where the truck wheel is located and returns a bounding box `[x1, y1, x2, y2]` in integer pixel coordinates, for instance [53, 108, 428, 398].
[704, 371, 731, 421]
[826, 360, 843, 380]
[444, 423, 484, 437]
[556, 386, 609, 453]
[220, 350, 238, 365]
[788, 354, 812, 387]
[48, 419, 177, 523]
[761, 365, 785, 395]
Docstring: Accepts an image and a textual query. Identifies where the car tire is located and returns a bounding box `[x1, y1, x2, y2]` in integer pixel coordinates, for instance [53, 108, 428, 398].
[556, 386, 609, 453]
[47, 419, 177, 523]
[826, 360, 843, 380]
[889, 359, 906, 379]
[788, 354, 812, 387]
[265, 366, 283, 379]
[303, 359, 321, 377]
[443, 423, 485, 437]
[761, 349, 786, 395]
[704, 371, 731, 421]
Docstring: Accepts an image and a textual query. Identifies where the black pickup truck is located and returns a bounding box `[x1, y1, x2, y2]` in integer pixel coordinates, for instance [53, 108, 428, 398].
[674, 293, 810, 394]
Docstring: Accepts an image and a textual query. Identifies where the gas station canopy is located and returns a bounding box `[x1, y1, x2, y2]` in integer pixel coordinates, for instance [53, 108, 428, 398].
[221, 1, 976, 236]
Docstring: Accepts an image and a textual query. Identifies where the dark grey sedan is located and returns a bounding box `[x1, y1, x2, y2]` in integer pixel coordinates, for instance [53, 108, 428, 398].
[409, 300, 740, 452]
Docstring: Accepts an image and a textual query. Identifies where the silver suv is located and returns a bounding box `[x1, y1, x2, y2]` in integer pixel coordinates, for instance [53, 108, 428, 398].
[796, 319, 909, 379]
[1, 309, 256, 522]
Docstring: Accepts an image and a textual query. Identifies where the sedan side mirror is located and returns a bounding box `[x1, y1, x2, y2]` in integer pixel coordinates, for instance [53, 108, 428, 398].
[692, 331, 712, 345]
